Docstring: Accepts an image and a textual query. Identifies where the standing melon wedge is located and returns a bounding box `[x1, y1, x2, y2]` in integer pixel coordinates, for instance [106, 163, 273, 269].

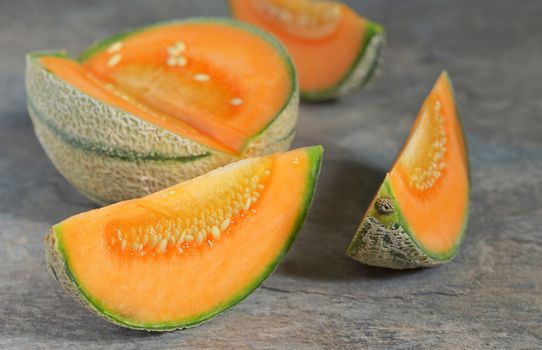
[346, 73, 469, 269]
[230, 0, 385, 101]
[45, 146, 322, 330]
[26, 18, 298, 205]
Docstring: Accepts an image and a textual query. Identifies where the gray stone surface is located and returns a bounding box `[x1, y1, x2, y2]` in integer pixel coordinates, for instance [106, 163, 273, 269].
[1, 0, 541, 348]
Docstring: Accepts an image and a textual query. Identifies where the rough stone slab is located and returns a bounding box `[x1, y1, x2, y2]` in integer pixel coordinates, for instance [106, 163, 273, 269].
[1, 0, 541, 349]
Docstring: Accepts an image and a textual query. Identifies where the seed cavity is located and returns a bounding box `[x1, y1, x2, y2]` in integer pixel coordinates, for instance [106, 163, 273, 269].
[253, 0, 341, 27]
[401, 98, 448, 191]
[109, 160, 271, 256]
[107, 53, 122, 68]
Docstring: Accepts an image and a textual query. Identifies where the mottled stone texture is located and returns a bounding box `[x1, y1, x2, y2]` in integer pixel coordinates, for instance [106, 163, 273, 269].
[1, 1, 541, 349]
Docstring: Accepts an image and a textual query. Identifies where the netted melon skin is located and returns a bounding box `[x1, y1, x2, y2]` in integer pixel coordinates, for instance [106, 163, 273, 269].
[346, 216, 445, 269]
[336, 34, 385, 97]
[345, 178, 459, 269]
[301, 26, 385, 101]
[26, 53, 298, 205]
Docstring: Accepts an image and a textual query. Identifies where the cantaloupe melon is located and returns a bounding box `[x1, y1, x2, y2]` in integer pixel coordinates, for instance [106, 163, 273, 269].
[45, 146, 322, 330]
[230, 0, 385, 101]
[26, 19, 298, 205]
[346, 72, 469, 269]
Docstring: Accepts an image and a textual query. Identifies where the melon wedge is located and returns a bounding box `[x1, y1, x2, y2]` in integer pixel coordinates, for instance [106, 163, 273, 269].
[346, 73, 469, 269]
[26, 19, 298, 205]
[45, 146, 322, 330]
[230, 0, 385, 100]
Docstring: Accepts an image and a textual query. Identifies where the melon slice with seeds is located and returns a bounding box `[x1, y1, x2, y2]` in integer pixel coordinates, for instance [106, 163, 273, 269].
[26, 19, 298, 205]
[346, 72, 470, 269]
[230, 0, 385, 100]
[45, 146, 322, 330]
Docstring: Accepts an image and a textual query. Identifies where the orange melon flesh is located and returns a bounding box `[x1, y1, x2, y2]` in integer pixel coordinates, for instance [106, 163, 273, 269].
[40, 22, 293, 154]
[230, 0, 367, 92]
[389, 72, 469, 255]
[54, 147, 320, 327]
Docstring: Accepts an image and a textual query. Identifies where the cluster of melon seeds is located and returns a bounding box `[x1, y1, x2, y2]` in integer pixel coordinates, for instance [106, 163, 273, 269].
[399, 96, 448, 191]
[166, 40, 187, 67]
[253, 0, 341, 37]
[165, 39, 244, 107]
[107, 158, 272, 256]
[254, 0, 340, 25]
[106, 41, 123, 67]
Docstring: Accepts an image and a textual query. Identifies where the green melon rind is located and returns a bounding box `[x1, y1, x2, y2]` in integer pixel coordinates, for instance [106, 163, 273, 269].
[300, 21, 385, 101]
[26, 18, 299, 204]
[31, 105, 295, 205]
[28, 99, 210, 162]
[44, 146, 323, 330]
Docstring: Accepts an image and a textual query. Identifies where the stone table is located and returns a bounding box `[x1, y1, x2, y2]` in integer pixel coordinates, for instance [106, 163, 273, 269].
[1, 1, 541, 349]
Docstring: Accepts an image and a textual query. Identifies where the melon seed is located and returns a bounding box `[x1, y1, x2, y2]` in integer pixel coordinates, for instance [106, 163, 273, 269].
[230, 97, 243, 106]
[167, 56, 177, 67]
[157, 239, 168, 253]
[176, 56, 187, 67]
[220, 218, 230, 231]
[211, 226, 220, 240]
[193, 73, 210, 82]
[243, 198, 252, 212]
[175, 41, 186, 51]
[107, 41, 123, 53]
[107, 53, 122, 68]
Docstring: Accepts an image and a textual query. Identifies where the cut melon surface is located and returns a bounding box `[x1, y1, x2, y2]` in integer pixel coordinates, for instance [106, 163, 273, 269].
[230, 0, 385, 100]
[45, 146, 323, 330]
[26, 19, 298, 204]
[346, 72, 469, 269]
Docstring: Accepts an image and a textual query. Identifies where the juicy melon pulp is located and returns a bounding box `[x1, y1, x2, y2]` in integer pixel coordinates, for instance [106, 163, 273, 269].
[49, 146, 322, 329]
[230, 0, 381, 95]
[389, 72, 469, 256]
[39, 21, 294, 154]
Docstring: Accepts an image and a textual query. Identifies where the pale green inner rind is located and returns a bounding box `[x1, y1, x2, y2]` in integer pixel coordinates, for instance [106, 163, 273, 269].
[300, 20, 384, 101]
[28, 98, 210, 162]
[77, 17, 298, 154]
[54, 146, 323, 330]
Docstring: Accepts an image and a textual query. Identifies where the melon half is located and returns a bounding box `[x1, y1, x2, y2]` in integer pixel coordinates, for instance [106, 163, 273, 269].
[26, 19, 298, 205]
[45, 146, 322, 330]
[347, 73, 469, 269]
